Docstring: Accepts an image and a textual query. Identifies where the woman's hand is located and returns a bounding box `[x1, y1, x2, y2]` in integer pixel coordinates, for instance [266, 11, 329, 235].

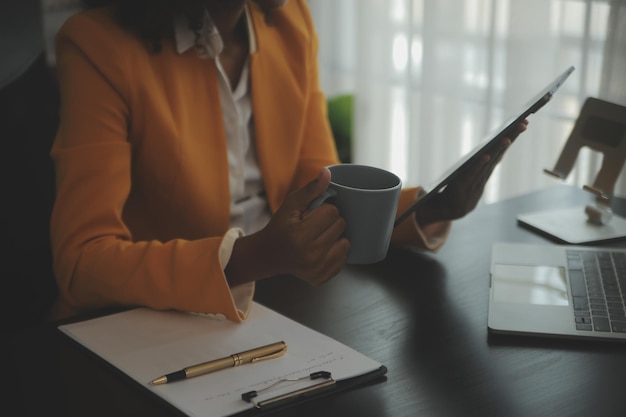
[225, 168, 350, 287]
[415, 120, 529, 225]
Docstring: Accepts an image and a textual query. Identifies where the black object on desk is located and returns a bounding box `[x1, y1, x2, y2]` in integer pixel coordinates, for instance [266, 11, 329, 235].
[8, 185, 626, 417]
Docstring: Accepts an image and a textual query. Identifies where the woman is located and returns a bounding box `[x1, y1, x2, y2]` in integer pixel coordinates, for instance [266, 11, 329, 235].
[49, 0, 525, 322]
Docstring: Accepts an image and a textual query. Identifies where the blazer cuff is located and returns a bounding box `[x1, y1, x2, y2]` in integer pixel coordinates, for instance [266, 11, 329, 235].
[392, 187, 451, 251]
[219, 227, 254, 320]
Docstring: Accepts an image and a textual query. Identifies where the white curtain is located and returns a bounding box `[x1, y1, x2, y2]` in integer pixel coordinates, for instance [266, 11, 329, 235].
[600, 0, 626, 195]
[310, 0, 626, 203]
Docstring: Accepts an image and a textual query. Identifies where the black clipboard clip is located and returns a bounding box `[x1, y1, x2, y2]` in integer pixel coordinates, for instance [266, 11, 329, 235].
[241, 371, 336, 410]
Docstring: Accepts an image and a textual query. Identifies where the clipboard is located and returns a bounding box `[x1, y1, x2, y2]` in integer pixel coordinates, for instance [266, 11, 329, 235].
[238, 366, 387, 414]
[58, 303, 387, 417]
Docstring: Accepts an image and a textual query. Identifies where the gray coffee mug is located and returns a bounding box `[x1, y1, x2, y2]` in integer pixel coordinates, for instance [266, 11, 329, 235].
[310, 164, 402, 264]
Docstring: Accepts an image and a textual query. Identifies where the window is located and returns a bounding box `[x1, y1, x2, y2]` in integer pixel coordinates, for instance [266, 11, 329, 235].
[311, 0, 624, 202]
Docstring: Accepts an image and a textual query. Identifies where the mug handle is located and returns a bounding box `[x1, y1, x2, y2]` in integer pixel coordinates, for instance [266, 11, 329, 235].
[308, 188, 337, 210]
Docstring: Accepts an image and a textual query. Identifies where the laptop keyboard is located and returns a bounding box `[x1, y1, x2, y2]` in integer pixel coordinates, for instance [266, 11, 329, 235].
[567, 250, 626, 333]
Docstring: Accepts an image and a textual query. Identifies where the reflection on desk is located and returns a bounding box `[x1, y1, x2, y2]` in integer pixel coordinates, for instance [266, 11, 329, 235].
[8, 185, 626, 417]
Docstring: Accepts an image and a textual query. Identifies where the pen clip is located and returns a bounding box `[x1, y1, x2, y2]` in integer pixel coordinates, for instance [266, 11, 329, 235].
[250, 345, 287, 363]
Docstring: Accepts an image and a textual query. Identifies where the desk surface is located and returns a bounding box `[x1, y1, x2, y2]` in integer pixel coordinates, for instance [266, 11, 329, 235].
[8, 185, 626, 417]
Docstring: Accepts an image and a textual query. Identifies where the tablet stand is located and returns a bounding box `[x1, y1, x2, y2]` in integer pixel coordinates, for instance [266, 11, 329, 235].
[518, 97, 626, 244]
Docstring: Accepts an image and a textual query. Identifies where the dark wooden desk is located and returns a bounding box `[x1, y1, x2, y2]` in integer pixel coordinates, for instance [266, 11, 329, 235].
[8, 185, 626, 417]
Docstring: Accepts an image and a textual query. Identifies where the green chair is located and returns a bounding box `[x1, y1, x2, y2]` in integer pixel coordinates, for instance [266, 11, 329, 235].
[327, 94, 354, 163]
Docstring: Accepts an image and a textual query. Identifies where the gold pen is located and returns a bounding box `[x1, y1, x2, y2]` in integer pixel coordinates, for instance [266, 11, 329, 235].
[149, 341, 287, 385]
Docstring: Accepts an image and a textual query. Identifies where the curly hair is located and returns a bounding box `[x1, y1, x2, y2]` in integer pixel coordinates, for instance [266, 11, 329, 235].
[81, 0, 273, 53]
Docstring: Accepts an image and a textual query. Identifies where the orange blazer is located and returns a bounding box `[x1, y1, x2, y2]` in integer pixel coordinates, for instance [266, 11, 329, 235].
[49, 1, 449, 322]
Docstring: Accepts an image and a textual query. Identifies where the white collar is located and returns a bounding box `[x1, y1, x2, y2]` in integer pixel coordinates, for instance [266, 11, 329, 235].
[173, 4, 257, 57]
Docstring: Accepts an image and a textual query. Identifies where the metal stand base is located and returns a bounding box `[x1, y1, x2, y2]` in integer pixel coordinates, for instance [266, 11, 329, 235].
[517, 206, 626, 244]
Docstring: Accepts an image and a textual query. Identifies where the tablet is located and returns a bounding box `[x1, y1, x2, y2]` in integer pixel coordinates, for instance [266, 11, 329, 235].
[394, 65, 575, 227]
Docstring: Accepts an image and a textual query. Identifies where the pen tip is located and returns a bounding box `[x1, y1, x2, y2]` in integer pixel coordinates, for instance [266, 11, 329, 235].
[150, 376, 167, 385]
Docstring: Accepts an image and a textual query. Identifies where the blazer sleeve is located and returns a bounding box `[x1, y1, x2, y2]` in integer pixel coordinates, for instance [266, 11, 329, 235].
[50, 12, 251, 322]
[392, 187, 451, 251]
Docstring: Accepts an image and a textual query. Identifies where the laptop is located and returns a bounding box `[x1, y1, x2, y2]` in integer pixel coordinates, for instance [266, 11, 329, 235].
[488, 242, 626, 341]
[394, 65, 575, 226]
